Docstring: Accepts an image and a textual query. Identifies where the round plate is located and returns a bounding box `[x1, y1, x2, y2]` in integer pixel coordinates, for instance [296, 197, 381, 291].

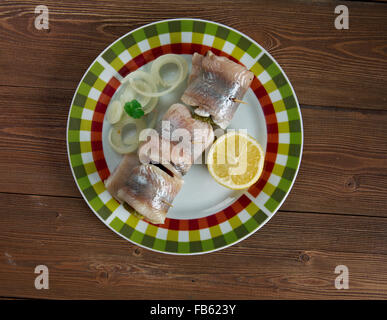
[66, 18, 303, 255]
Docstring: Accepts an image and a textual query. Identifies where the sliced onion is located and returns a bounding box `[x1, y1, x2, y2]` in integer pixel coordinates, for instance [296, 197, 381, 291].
[122, 70, 157, 89]
[106, 100, 123, 124]
[120, 85, 135, 104]
[108, 55, 189, 154]
[121, 70, 158, 114]
[142, 97, 158, 115]
[129, 54, 188, 98]
[108, 116, 146, 154]
[119, 82, 156, 114]
[151, 54, 188, 87]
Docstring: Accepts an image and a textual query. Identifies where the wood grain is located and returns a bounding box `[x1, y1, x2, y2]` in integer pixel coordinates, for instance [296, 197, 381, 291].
[0, 86, 386, 216]
[1, 192, 387, 299]
[0, 0, 386, 110]
[1, 0, 387, 300]
[283, 105, 387, 216]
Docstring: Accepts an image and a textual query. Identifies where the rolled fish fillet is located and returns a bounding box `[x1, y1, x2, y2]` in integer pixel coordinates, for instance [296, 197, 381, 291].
[181, 51, 254, 129]
[104, 154, 183, 224]
[188, 52, 204, 84]
[104, 153, 140, 198]
[138, 103, 214, 175]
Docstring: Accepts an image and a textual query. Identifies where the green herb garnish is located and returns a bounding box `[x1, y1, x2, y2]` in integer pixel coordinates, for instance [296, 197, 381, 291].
[192, 111, 216, 126]
[124, 99, 144, 119]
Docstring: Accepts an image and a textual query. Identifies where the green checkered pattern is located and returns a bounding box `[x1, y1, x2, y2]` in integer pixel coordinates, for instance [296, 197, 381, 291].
[108, 202, 269, 254]
[66, 19, 302, 255]
[68, 59, 120, 222]
[247, 53, 302, 215]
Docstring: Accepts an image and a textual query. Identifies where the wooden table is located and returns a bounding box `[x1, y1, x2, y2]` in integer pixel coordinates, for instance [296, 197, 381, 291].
[1, 0, 386, 300]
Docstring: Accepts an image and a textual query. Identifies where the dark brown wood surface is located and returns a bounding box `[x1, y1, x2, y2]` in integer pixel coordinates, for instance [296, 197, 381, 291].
[0, 0, 386, 299]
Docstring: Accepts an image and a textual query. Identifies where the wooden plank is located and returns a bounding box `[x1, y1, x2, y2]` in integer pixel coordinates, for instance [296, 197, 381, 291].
[282, 105, 387, 216]
[0, 86, 77, 197]
[0, 0, 386, 110]
[0, 192, 387, 299]
[1, 86, 386, 216]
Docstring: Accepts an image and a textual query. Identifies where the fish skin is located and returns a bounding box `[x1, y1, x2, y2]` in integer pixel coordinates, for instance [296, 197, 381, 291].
[104, 153, 140, 202]
[138, 103, 214, 175]
[117, 164, 183, 224]
[188, 52, 204, 85]
[104, 154, 183, 224]
[182, 51, 254, 129]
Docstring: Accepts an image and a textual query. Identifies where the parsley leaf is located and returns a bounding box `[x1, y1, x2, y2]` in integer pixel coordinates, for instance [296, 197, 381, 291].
[124, 99, 144, 119]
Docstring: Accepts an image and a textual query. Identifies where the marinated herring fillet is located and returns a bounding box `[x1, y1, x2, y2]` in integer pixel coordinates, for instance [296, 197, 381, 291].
[138, 103, 214, 175]
[104, 154, 183, 224]
[104, 153, 140, 199]
[181, 51, 254, 129]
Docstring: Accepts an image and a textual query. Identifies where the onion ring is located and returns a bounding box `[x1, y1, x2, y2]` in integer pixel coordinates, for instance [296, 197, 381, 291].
[108, 116, 146, 154]
[129, 54, 188, 97]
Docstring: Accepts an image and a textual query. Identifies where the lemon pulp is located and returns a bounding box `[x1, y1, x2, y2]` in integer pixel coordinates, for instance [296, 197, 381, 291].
[207, 132, 264, 190]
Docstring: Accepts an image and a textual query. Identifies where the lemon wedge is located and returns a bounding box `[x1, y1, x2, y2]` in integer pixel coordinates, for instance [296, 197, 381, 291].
[207, 131, 264, 190]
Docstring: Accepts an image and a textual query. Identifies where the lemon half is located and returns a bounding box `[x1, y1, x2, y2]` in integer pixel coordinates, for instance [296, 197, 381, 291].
[207, 131, 265, 190]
